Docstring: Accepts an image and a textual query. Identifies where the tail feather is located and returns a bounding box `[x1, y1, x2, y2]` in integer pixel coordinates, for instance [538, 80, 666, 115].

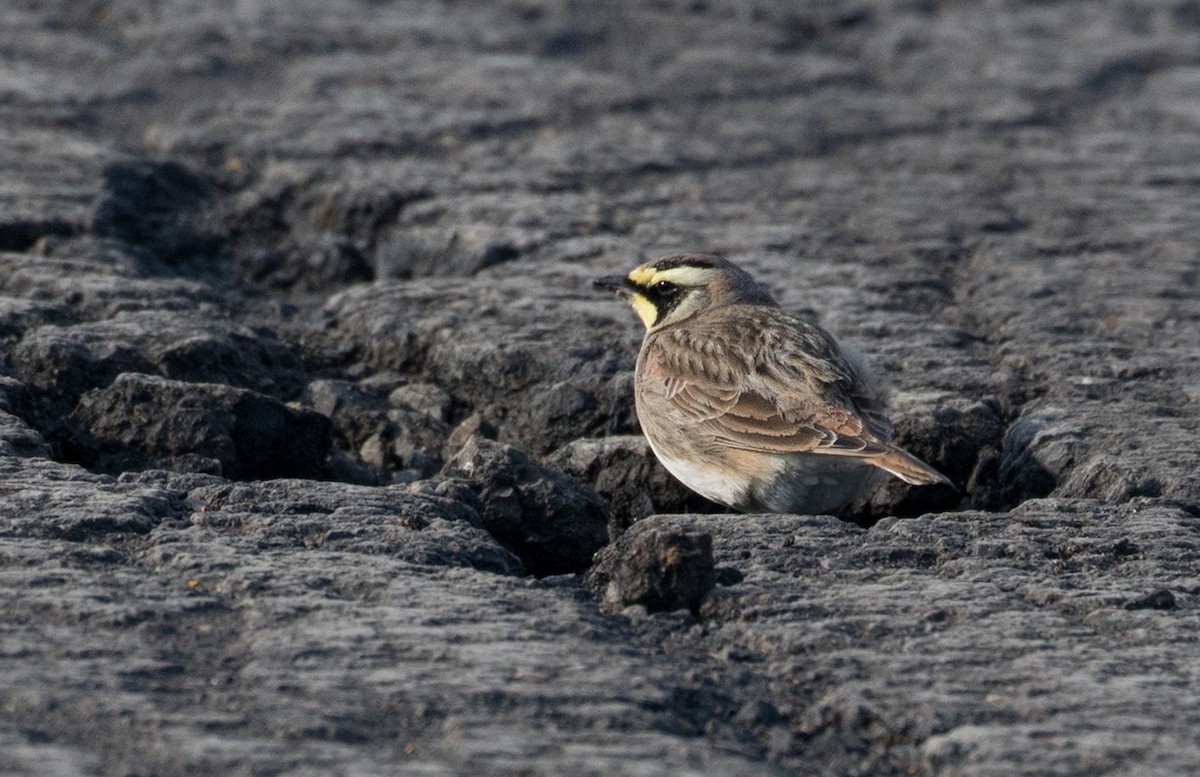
[872, 446, 953, 488]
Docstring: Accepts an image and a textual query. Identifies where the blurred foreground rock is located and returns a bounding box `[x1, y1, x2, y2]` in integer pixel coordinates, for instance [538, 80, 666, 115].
[587, 525, 716, 615]
[2, 1, 1200, 775]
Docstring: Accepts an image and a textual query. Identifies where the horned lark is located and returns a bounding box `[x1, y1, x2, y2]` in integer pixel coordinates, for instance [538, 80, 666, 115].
[595, 253, 950, 514]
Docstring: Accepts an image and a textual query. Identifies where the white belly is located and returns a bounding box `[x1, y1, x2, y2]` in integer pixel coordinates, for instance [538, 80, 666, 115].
[644, 432, 879, 514]
[642, 433, 762, 509]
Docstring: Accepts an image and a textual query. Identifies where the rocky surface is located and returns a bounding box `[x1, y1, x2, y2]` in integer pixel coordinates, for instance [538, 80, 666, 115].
[2, 1, 1200, 775]
[588, 523, 717, 616]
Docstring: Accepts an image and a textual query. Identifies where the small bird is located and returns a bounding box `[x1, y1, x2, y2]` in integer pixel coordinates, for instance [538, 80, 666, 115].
[595, 253, 950, 514]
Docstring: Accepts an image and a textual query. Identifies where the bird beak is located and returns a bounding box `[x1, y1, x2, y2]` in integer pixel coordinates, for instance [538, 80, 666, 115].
[594, 275, 632, 296]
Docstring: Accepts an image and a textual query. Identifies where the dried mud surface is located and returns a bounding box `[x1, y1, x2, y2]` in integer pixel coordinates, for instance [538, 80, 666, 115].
[2, 2, 1200, 775]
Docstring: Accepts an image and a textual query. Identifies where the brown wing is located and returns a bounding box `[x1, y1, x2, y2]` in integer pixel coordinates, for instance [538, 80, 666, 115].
[651, 308, 894, 458]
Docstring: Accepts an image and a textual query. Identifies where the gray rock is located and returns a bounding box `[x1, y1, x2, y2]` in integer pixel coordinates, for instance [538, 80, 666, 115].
[388, 381, 453, 422]
[211, 171, 427, 290]
[587, 525, 716, 615]
[10, 309, 307, 402]
[0, 461, 776, 777]
[651, 502, 1200, 776]
[90, 158, 221, 271]
[373, 225, 527, 280]
[184, 477, 520, 575]
[0, 456, 179, 540]
[67, 373, 331, 479]
[443, 436, 609, 576]
[320, 270, 640, 455]
[303, 378, 450, 482]
[0, 241, 221, 320]
[0, 409, 50, 458]
[4, 0, 1200, 775]
[547, 434, 716, 536]
[0, 295, 71, 345]
[0, 375, 45, 458]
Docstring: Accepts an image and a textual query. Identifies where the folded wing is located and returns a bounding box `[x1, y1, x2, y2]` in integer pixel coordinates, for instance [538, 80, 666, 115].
[654, 313, 948, 486]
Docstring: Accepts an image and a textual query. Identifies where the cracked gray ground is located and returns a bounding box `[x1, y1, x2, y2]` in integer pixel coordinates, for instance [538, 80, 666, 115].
[2, 2, 1200, 776]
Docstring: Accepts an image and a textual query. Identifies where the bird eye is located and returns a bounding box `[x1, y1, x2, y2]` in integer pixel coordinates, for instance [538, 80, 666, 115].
[652, 280, 676, 293]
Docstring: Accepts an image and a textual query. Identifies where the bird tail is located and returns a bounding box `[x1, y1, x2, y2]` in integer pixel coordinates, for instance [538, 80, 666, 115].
[872, 446, 952, 487]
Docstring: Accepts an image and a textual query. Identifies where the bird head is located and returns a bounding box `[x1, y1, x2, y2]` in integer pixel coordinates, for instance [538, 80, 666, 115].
[594, 253, 776, 331]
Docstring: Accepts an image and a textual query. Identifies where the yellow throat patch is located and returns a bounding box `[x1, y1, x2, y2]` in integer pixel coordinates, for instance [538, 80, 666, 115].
[629, 292, 658, 328]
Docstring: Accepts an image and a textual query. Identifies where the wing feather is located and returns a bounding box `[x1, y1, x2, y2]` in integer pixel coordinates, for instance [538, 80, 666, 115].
[649, 308, 895, 459]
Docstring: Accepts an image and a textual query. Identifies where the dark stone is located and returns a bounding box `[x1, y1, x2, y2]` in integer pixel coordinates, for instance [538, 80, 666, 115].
[0, 374, 35, 419]
[318, 274, 639, 455]
[303, 378, 450, 482]
[587, 521, 716, 615]
[442, 436, 608, 576]
[734, 699, 787, 728]
[1125, 589, 1176, 611]
[997, 408, 1083, 505]
[10, 310, 306, 402]
[388, 382, 452, 422]
[0, 409, 51, 458]
[546, 434, 718, 537]
[214, 178, 428, 289]
[0, 217, 78, 252]
[714, 566, 746, 587]
[91, 159, 221, 270]
[240, 235, 374, 291]
[66, 373, 331, 480]
[0, 296, 72, 346]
